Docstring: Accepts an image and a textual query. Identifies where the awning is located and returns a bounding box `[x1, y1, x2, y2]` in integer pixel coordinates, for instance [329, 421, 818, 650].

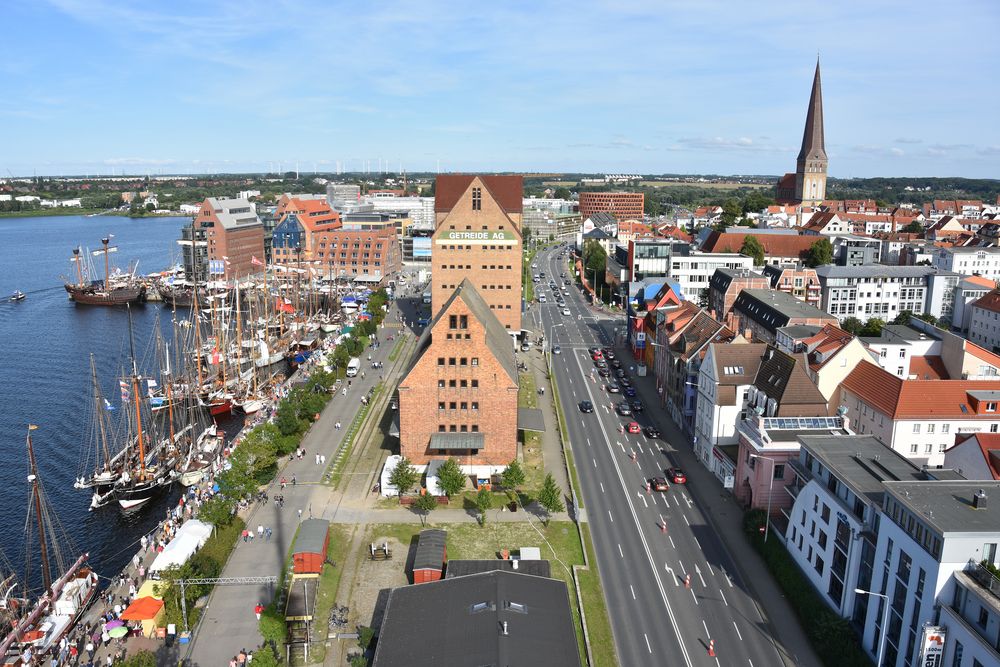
[429, 432, 485, 451]
[517, 408, 546, 432]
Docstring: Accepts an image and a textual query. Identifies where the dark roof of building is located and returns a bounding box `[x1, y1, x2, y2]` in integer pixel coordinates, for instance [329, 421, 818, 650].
[733, 288, 835, 331]
[372, 570, 581, 667]
[404, 279, 517, 385]
[293, 519, 329, 556]
[434, 175, 523, 214]
[517, 407, 546, 432]
[777, 324, 823, 340]
[413, 529, 447, 572]
[797, 435, 923, 507]
[972, 290, 1000, 315]
[582, 227, 612, 239]
[798, 60, 827, 162]
[673, 311, 734, 361]
[708, 267, 766, 293]
[446, 560, 552, 579]
[711, 343, 768, 386]
[430, 432, 486, 450]
[754, 347, 826, 409]
[882, 481, 1000, 535]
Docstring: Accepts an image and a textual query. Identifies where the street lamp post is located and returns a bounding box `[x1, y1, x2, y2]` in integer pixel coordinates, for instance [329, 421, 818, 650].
[855, 588, 890, 667]
[750, 453, 776, 543]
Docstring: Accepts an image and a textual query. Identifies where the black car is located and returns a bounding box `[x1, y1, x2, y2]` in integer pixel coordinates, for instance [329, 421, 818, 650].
[588, 346, 601, 356]
[598, 367, 611, 378]
[616, 401, 632, 416]
[643, 426, 660, 439]
[579, 400, 594, 413]
[611, 359, 623, 369]
[614, 367, 627, 378]
[631, 399, 644, 412]
[595, 359, 608, 369]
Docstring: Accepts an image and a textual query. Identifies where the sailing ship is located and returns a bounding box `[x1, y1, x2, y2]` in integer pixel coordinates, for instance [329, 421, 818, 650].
[64, 237, 146, 306]
[0, 426, 98, 665]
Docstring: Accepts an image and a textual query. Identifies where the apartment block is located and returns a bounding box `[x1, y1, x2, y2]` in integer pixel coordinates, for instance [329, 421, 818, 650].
[191, 197, 265, 278]
[578, 191, 644, 223]
[814, 265, 961, 323]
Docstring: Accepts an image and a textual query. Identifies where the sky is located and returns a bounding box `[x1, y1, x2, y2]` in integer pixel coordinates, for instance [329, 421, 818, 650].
[2, 0, 999, 179]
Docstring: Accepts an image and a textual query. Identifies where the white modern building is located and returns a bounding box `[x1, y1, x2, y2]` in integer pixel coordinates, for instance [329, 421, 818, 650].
[967, 291, 1000, 354]
[862, 318, 1000, 381]
[669, 250, 754, 304]
[934, 247, 1000, 280]
[815, 265, 961, 323]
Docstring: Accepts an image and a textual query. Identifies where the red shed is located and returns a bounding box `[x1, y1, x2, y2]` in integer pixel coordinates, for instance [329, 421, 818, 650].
[412, 529, 447, 584]
[292, 519, 330, 576]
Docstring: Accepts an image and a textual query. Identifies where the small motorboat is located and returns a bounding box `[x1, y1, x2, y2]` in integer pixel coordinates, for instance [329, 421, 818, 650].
[9, 290, 25, 302]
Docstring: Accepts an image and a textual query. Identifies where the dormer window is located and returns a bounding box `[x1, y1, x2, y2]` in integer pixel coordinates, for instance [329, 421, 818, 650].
[988, 402, 997, 413]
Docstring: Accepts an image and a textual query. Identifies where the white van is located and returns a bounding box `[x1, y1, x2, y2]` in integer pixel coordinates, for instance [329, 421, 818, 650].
[346, 357, 361, 377]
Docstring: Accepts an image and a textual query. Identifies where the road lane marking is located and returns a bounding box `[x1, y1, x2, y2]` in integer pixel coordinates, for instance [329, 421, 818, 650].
[644, 634, 652, 654]
[683, 515, 690, 526]
[669, 535, 676, 548]
[618, 544, 624, 558]
[702, 620, 710, 637]
[617, 441, 624, 453]
[650, 492, 657, 504]
[733, 621, 743, 641]
[706, 561, 715, 576]
[690, 589, 698, 605]
[665, 564, 676, 585]
[593, 458, 597, 468]
[673, 495, 680, 507]
[599, 482, 605, 493]
[608, 509, 614, 522]
[640, 495, 648, 508]
[719, 589, 728, 606]
[630, 585, 636, 600]
[696, 565, 706, 587]
[694, 537, 702, 551]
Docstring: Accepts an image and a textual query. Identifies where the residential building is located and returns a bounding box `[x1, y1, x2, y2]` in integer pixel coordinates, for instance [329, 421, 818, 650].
[661, 310, 735, 432]
[303, 225, 399, 281]
[783, 435, 923, 624]
[326, 183, 361, 202]
[815, 265, 961, 323]
[578, 227, 616, 258]
[372, 570, 581, 667]
[432, 175, 523, 332]
[788, 323, 871, 402]
[832, 234, 882, 266]
[944, 433, 1000, 480]
[934, 247, 1000, 280]
[761, 264, 822, 307]
[271, 197, 342, 266]
[953, 276, 997, 333]
[968, 290, 1000, 353]
[694, 342, 767, 478]
[398, 279, 518, 467]
[801, 212, 852, 236]
[775, 61, 828, 207]
[839, 360, 1000, 466]
[708, 268, 770, 322]
[731, 288, 837, 345]
[578, 191, 644, 223]
[700, 230, 818, 266]
[667, 250, 755, 305]
[626, 238, 690, 282]
[190, 197, 265, 278]
[862, 318, 1000, 380]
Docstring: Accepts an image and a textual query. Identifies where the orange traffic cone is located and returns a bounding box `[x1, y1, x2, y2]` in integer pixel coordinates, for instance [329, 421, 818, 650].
[685, 574, 691, 589]
[708, 639, 715, 657]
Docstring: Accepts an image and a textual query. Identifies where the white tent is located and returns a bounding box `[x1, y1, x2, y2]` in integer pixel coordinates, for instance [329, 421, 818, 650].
[149, 520, 214, 575]
[380, 455, 402, 497]
[424, 459, 446, 497]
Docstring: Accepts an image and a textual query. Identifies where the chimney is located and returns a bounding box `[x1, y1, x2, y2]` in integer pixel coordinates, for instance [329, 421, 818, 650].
[973, 489, 988, 510]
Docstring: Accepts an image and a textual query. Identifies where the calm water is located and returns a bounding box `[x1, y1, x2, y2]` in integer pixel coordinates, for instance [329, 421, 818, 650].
[0, 214, 227, 592]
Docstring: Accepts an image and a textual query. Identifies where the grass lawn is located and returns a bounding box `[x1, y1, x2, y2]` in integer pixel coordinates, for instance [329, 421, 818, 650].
[541, 181, 578, 187]
[387, 336, 405, 362]
[327, 383, 384, 488]
[364, 521, 616, 665]
[518, 372, 544, 494]
[307, 524, 354, 664]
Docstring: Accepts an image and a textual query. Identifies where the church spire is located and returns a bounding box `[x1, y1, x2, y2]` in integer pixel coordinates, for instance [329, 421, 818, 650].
[797, 59, 826, 162]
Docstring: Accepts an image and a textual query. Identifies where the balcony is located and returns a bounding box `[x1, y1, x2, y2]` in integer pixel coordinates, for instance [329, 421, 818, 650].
[966, 560, 1000, 602]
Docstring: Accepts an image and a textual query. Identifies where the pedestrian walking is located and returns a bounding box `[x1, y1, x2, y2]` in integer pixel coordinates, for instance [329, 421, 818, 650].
[257, 524, 264, 539]
[140, 535, 148, 552]
[297, 508, 303, 520]
[254, 603, 264, 621]
[229, 658, 237, 667]
[315, 453, 320, 465]
[291, 474, 297, 486]
[335, 421, 341, 430]
[320, 454, 326, 465]
[280, 477, 286, 490]
[265, 527, 272, 542]
[342, 387, 347, 396]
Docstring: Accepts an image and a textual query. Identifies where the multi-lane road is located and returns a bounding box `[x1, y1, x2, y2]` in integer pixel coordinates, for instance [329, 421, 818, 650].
[528, 245, 796, 667]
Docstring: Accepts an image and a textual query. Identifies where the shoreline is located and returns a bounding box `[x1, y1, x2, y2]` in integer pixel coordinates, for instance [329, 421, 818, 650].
[0, 209, 190, 219]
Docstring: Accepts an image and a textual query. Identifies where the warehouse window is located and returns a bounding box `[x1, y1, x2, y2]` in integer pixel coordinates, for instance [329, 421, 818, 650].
[472, 187, 482, 211]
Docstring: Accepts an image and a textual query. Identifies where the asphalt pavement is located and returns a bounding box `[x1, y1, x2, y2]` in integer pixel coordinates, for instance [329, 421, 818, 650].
[534, 245, 820, 667]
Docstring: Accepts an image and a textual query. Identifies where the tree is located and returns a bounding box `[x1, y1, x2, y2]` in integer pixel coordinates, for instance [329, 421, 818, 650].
[389, 457, 419, 497]
[121, 650, 157, 667]
[475, 486, 493, 525]
[805, 238, 833, 268]
[903, 220, 923, 234]
[721, 198, 741, 226]
[860, 317, 885, 338]
[537, 473, 565, 525]
[739, 235, 765, 266]
[742, 190, 776, 215]
[500, 460, 526, 497]
[892, 310, 914, 325]
[249, 644, 280, 667]
[840, 317, 864, 335]
[554, 187, 572, 200]
[436, 458, 467, 498]
[413, 492, 438, 526]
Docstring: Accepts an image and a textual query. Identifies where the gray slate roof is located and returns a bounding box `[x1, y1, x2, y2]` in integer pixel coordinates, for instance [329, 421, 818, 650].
[293, 519, 329, 556]
[883, 481, 1000, 535]
[814, 265, 959, 279]
[797, 435, 923, 507]
[205, 197, 262, 229]
[372, 570, 581, 667]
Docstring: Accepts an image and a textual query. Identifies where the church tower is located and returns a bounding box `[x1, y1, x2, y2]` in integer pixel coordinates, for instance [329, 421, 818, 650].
[794, 60, 828, 206]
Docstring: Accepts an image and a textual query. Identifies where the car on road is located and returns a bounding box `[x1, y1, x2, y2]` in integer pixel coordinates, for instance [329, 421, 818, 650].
[562, 308, 571, 316]
[666, 467, 687, 484]
[416, 317, 430, 326]
[588, 346, 601, 356]
[594, 358, 607, 368]
[578, 400, 594, 413]
[650, 477, 670, 492]
[616, 401, 632, 416]
[614, 367, 627, 379]
[619, 377, 632, 388]
[626, 421, 641, 434]
[611, 359, 622, 369]
[606, 382, 620, 393]
[631, 399, 643, 412]
[643, 426, 660, 439]
[552, 345, 561, 354]
[598, 367, 611, 378]
[624, 386, 637, 397]
[591, 350, 603, 360]
[602, 347, 614, 358]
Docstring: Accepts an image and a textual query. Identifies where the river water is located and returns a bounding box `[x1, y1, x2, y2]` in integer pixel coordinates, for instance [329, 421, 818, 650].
[0, 214, 235, 594]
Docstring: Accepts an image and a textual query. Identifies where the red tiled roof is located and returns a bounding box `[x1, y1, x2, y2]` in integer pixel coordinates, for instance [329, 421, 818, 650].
[842, 361, 1000, 418]
[434, 175, 523, 213]
[948, 434, 1000, 480]
[964, 275, 996, 289]
[702, 231, 816, 258]
[907, 356, 949, 380]
[973, 290, 1000, 314]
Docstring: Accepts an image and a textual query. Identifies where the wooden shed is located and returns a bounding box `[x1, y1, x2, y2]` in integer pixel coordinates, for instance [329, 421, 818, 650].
[412, 529, 447, 584]
[292, 519, 330, 576]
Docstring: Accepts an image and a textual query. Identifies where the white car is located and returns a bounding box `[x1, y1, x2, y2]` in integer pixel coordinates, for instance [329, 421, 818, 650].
[562, 308, 571, 316]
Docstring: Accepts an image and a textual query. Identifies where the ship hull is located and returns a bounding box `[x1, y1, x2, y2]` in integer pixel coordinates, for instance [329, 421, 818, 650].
[65, 283, 147, 306]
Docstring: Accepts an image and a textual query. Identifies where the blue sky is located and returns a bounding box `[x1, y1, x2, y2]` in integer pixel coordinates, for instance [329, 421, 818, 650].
[3, 0, 998, 178]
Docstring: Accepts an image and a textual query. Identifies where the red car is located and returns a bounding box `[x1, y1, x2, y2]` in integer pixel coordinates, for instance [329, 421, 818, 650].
[666, 467, 687, 484]
[650, 477, 669, 492]
[592, 351, 604, 361]
[626, 421, 641, 434]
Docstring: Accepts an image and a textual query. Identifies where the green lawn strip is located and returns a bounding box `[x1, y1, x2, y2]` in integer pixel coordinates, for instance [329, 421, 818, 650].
[327, 383, 384, 488]
[387, 336, 404, 362]
[548, 366, 583, 508]
[517, 372, 543, 493]
[364, 521, 590, 661]
[576, 523, 618, 667]
[306, 524, 354, 664]
[743, 510, 872, 667]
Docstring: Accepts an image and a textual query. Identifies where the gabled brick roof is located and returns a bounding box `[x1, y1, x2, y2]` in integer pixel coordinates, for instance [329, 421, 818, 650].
[701, 231, 816, 258]
[434, 175, 523, 214]
[972, 289, 1000, 314]
[842, 360, 1000, 418]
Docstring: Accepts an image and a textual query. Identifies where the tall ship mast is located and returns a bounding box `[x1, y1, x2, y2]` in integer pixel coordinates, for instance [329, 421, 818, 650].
[64, 237, 146, 306]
